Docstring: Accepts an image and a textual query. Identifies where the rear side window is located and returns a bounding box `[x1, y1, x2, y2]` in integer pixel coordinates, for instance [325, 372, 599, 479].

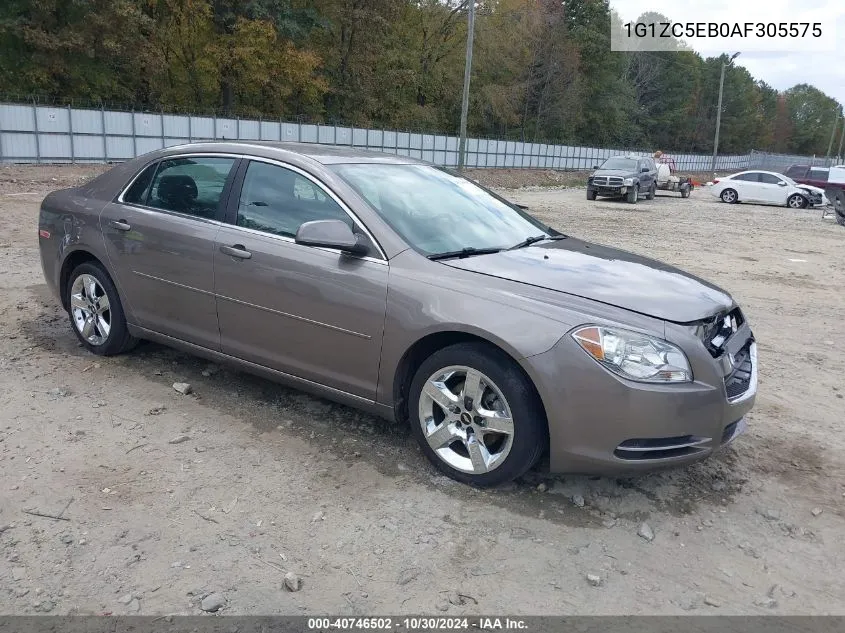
[785, 165, 806, 178]
[147, 157, 236, 219]
[122, 163, 157, 204]
[732, 173, 759, 182]
[808, 168, 829, 181]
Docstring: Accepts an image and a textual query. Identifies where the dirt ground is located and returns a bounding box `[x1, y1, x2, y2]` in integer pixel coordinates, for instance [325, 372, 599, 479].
[1, 165, 844, 616]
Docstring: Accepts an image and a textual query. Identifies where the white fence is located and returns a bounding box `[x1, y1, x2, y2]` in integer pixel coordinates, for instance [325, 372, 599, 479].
[0, 101, 823, 172]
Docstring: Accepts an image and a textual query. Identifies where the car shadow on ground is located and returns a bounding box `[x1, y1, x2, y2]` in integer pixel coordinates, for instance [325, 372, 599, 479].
[21, 282, 754, 527]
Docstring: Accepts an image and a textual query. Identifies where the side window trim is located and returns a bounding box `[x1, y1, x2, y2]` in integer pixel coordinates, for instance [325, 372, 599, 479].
[225, 157, 387, 261]
[116, 154, 242, 224]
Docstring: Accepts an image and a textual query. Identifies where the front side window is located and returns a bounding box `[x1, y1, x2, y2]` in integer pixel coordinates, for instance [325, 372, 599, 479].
[236, 161, 352, 238]
[331, 163, 552, 256]
[758, 173, 783, 185]
[147, 157, 236, 219]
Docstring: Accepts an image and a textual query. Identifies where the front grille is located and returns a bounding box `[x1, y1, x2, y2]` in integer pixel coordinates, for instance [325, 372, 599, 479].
[724, 339, 754, 401]
[700, 307, 745, 358]
[615, 435, 710, 461]
[592, 176, 624, 187]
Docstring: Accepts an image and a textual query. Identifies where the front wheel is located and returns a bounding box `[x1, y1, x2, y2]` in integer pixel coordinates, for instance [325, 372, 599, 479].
[409, 342, 547, 487]
[626, 186, 638, 204]
[586, 188, 597, 201]
[66, 261, 137, 356]
[786, 193, 808, 209]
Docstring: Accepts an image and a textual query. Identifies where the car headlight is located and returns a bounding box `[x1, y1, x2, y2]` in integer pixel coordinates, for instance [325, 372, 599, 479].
[571, 325, 692, 383]
[622, 178, 634, 186]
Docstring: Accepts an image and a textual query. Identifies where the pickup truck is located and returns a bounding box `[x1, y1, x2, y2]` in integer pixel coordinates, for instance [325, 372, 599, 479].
[586, 156, 657, 203]
[786, 164, 845, 225]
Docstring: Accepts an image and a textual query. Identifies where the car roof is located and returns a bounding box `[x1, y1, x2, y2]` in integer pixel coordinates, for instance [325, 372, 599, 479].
[158, 140, 427, 166]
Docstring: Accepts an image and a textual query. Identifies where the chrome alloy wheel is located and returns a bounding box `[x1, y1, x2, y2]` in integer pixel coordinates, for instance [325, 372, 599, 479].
[417, 366, 514, 474]
[787, 194, 806, 209]
[69, 274, 111, 346]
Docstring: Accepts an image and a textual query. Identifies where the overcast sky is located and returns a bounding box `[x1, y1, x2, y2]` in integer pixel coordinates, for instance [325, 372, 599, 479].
[609, 0, 845, 107]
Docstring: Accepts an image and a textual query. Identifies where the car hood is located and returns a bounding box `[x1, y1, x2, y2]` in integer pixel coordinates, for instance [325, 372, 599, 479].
[592, 169, 634, 178]
[442, 238, 734, 323]
[796, 184, 824, 195]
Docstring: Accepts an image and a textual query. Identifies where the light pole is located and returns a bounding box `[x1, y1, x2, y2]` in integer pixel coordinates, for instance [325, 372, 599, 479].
[457, 0, 476, 171]
[711, 52, 740, 177]
[837, 115, 845, 161]
[825, 109, 839, 158]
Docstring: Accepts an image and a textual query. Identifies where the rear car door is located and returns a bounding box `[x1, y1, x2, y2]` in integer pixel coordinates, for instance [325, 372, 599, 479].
[213, 159, 389, 399]
[730, 172, 762, 201]
[100, 155, 239, 350]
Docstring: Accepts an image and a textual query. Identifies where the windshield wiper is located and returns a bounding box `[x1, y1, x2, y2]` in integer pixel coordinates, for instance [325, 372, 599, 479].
[427, 247, 503, 261]
[508, 234, 567, 250]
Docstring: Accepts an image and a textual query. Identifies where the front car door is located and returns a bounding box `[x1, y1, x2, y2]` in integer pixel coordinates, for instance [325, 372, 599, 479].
[100, 154, 239, 349]
[757, 172, 789, 204]
[213, 158, 389, 399]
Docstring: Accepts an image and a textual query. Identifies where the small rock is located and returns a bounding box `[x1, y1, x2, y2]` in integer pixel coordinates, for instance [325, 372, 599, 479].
[811, 507, 823, 517]
[585, 573, 603, 587]
[759, 508, 780, 521]
[200, 593, 226, 612]
[284, 572, 303, 592]
[435, 599, 450, 612]
[128, 598, 141, 612]
[311, 511, 325, 523]
[14, 588, 29, 598]
[755, 597, 778, 609]
[171, 561, 183, 568]
[78, 538, 87, 546]
[60, 534, 73, 545]
[704, 596, 721, 607]
[147, 405, 166, 416]
[397, 568, 419, 585]
[172, 382, 193, 395]
[118, 593, 133, 605]
[637, 522, 655, 542]
[169, 435, 191, 445]
[12, 567, 26, 581]
[571, 494, 585, 507]
[536, 482, 547, 492]
[201, 365, 219, 377]
[34, 600, 55, 613]
[47, 388, 69, 398]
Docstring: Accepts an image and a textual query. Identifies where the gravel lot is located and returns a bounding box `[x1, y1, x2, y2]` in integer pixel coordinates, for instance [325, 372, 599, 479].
[1, 165, 844, 616]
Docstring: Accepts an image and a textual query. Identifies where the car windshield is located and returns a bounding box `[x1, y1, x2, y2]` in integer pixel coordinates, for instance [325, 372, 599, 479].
[599, 158, 638, 170]
[330, 163, 552, 256]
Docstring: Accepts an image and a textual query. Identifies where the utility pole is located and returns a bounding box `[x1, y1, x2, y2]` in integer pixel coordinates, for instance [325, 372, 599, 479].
[457, 0, 476, 171]
[711, 52, 740, 177]
[837, 116, 845, 161]
[826, 109, 840, 157]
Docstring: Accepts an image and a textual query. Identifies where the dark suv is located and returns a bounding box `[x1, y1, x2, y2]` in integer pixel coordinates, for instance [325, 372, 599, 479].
[587, 156, 657, 203]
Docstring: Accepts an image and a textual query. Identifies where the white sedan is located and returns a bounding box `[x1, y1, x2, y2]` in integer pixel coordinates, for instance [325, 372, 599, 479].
[709, 170, 827, 208]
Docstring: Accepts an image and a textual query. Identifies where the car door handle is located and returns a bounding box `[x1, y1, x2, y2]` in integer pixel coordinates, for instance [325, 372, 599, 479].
[220, 244, 252, 259]
[109, 220, 131, 231]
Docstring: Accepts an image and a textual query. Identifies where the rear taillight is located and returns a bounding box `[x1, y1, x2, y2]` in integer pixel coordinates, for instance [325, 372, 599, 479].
[39, 229, 50, 239]
[712, 179, 720, 184]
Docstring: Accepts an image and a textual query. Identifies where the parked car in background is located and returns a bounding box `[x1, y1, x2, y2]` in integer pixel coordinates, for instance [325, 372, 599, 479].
[710, 170, 827, 208]
[785, 164, 845, 211]
[587, 156, 657, 203]
[38, 142, 757, 486]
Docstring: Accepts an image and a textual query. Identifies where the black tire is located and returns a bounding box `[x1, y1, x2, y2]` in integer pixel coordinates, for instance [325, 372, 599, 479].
[626, 185, 638, 204]
[837, 211, 845, 227]
[408, 342, 548, 487]
[720, 188, 738, 204]
[586, 188, 596, 201]
[680, 185, 690, 198]
[66, 261, 138, 356]
[786, 193, 808, 210]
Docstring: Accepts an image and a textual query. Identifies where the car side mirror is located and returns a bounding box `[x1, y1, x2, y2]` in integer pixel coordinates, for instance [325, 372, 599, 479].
[641, 167, 649, 173]
[295, 219, 369, 256]
[777, 181, 787, 186]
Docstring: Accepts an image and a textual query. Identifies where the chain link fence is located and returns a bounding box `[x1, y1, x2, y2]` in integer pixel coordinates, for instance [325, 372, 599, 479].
[0, 100, 838, 173]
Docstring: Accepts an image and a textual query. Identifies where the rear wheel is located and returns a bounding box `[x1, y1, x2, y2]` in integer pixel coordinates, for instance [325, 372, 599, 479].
[66, 261, 137, 356]
[646, 183, 656, 200]
[720, 188, 738, 204]
[786, 193, 808, 209]
[409, 342, 547, 487]
[680, 184, 690, 198]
